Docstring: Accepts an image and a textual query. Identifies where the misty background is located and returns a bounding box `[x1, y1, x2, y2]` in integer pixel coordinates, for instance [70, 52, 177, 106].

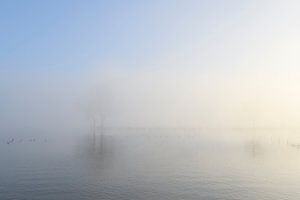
[1, 0, 300, 137]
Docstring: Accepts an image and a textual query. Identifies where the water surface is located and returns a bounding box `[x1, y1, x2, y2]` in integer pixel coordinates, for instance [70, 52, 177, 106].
[1, 129, 300, 199]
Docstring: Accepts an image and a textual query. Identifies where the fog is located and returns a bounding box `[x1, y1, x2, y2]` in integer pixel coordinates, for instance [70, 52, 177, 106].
[4, 1, 300, 199]
[2, 0, 300, 137]
[1, 63, 300, 138]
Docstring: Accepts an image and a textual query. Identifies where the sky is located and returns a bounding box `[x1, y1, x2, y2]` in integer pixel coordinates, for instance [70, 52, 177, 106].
[1, 0, 300, 134]
[0, 0, 250, 70]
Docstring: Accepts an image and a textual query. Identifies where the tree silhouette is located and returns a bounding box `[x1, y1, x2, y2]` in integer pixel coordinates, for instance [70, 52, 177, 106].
[86, 85, 112, 139]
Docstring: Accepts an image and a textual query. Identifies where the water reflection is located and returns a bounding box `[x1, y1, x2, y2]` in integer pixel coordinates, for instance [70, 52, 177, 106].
[244, 139, 265, 159]
[3, 129, 300, 199]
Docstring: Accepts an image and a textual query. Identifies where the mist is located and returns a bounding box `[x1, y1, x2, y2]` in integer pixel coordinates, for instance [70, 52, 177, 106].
[2, 63, 300, 138]
[3, 1, 300, 199]
[2, 0, 300, 137]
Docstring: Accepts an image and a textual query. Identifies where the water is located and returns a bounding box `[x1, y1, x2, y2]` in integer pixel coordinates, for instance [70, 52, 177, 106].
[1, 128, 300, 200]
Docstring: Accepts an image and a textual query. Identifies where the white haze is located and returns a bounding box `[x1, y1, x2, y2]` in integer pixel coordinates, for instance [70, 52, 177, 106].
[2, 0, 300, 136]
[1, 64, 300, 138]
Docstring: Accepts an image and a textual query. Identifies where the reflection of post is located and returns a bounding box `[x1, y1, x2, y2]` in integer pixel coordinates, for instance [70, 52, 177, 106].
[92, 116, 96, 141]
[92, 116, 96, 151]
[99, 116, 106, 152]
[251, 140, 256, 157]
[88, 115, 106, 153]
[245, 140, 264, 159]
[91, 116, 106, 153]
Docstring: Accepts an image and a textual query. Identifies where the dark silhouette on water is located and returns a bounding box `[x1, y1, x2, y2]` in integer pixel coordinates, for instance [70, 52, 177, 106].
[7, 138, 14, 144]
[289, 143, 300, 149]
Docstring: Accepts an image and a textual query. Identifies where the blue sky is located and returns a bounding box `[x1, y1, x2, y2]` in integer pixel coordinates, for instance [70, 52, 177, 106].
[0, 0, 251, 74]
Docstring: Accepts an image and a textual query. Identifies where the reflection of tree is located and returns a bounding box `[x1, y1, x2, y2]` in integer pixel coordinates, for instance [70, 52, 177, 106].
[76, 133, 116, 170]
[244, 139, 264, 159]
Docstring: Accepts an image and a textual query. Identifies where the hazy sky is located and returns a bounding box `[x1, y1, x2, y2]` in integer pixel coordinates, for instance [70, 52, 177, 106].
[1, 0, 250, 70]
[1, 0, 300, 133]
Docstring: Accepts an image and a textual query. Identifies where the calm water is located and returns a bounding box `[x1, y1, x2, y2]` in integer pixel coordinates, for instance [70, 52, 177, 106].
[1, 129, 300, 200]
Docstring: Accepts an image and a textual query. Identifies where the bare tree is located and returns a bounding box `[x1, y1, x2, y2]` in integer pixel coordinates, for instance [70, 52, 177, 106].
[86, 84, 112, 141]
